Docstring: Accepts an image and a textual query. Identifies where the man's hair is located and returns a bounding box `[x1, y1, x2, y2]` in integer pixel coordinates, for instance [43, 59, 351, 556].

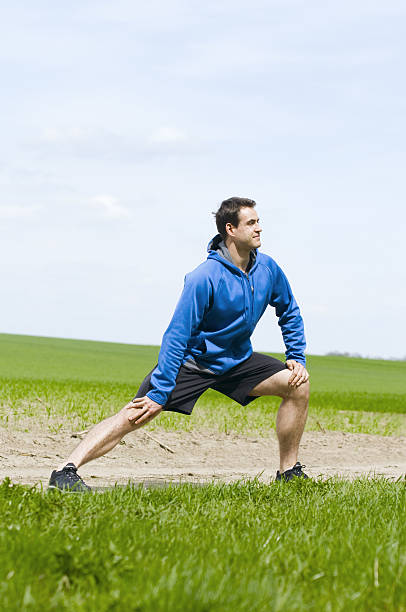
[214, 197, 257, 240]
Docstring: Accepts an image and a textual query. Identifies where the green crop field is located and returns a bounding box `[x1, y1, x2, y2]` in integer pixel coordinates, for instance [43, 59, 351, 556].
[1, 334, 406, 610]
[0, 333, 405, 436]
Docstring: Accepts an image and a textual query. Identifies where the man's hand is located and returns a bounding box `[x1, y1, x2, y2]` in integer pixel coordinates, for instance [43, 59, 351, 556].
[286, 360, 309, 388]
[126, 396, 163, 427]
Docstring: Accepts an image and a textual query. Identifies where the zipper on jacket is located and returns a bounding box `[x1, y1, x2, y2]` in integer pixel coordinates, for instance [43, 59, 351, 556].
[243, 272, 254, 325]
[245, 272, 253, 293]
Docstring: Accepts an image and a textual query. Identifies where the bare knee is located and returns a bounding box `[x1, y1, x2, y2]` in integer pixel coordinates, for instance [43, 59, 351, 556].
[293, 380, 310, 403]
[114, 405, 138, 435]
[282, 380, 310, 403]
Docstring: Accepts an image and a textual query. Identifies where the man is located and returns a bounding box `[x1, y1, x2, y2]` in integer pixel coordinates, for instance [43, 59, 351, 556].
[49, 197, 310, 491]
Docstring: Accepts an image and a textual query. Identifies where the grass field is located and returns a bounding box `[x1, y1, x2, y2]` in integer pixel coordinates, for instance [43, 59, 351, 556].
[0, 333, 405, 436]
[1, 334, 406, 610]
[1, 478, 406, 611]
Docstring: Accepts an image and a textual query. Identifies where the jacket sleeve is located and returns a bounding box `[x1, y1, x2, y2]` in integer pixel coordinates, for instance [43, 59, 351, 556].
[269, 263, 306, 365]
[146, 271, 213, 406]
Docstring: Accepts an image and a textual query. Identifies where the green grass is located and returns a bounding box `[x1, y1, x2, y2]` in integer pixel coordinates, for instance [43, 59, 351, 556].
[1, 333, 406, 392]
[0, 333, 405, 435]
[1, 478, 406, 611]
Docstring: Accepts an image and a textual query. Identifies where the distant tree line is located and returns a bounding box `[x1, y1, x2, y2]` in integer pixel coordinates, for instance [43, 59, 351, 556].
[326, 351, 406, 361]
[326, 351, 363, 358]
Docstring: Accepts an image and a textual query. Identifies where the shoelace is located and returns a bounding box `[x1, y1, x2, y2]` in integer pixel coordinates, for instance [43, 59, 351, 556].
[291, 463, 306, 475]
[62, 466, 83, 483]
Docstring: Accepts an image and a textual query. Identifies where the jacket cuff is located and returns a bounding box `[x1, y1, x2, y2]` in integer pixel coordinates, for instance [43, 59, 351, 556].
[146, 390, 167, 406]
[286, 356, 306, 366]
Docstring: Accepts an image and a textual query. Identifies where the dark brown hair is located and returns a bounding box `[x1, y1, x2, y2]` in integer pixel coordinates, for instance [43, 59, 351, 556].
[214, 197, 257, 240]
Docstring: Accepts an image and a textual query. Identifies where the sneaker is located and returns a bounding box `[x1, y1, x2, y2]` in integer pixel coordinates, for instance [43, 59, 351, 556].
[276, 462, 309, 482]
[48, 463, 91, 492]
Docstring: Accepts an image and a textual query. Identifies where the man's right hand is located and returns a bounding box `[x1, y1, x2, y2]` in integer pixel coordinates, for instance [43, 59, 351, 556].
[126, 396, 163, 427]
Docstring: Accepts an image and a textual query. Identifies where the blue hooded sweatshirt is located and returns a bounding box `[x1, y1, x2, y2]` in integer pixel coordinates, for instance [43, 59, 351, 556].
[146, 235, 306, 406]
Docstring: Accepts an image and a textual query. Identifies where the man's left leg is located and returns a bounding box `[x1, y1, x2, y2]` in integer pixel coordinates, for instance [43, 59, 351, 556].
[248, 369, 310, 474]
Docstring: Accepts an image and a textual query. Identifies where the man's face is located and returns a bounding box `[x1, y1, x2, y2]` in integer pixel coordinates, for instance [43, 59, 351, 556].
[226, 206, 262, 249]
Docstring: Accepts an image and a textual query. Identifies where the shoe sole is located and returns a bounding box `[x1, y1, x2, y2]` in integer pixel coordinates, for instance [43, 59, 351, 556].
[47, 484, 91, 493]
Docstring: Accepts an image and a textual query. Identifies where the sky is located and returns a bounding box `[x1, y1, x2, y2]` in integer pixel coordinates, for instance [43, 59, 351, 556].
[0, 1, 405, 359]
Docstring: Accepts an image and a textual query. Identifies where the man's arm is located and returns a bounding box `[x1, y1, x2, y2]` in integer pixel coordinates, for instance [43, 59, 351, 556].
[269, 263, 309, 386]
[143, 270, 213, 407]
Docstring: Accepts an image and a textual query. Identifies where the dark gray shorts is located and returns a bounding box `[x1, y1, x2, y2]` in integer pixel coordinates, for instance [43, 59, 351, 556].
[133, 352, 287, 415]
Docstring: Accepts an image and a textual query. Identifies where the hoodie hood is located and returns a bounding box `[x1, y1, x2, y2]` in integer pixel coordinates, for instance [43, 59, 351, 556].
[207, 234, 257, 272]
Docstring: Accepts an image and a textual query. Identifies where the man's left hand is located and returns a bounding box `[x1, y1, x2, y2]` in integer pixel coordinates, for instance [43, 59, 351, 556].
[286, 360, 309, 388]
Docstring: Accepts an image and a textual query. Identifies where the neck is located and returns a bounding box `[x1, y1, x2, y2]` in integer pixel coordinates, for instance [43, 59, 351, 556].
[225, 238, 251, 272]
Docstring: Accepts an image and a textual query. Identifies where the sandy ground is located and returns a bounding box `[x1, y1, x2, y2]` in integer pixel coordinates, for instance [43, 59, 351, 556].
[1, 425, 405, 487]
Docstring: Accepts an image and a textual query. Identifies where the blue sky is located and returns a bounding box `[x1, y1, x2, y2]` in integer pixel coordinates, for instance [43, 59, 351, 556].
[1, 1, 405, 358]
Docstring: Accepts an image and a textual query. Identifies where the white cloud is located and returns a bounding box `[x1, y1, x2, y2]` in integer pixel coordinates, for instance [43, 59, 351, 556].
[90, 195, 129, 218]
[41, 127, 90, 143]
[37, 124, 196, 161]
[0, 205, 41, 219]
[149, 126, 187, 145]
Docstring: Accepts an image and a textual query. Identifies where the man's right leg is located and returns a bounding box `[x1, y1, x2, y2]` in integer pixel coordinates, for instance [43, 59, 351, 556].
[56, 402, 160, 471]
[55, 365, 159, 474]
[49, 402, 161, 491]
[49, 366, 210, 490]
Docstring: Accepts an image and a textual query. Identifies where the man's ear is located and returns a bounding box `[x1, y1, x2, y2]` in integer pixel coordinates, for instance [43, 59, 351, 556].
[225, 222, 235, 237]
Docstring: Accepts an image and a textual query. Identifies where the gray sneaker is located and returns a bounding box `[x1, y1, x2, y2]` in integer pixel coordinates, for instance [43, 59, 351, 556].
[276, 462, 309, 482]
[48, 463, 91, 492]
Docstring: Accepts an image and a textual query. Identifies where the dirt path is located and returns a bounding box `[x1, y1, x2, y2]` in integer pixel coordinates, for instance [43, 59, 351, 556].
[1, 425, 405, 487]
